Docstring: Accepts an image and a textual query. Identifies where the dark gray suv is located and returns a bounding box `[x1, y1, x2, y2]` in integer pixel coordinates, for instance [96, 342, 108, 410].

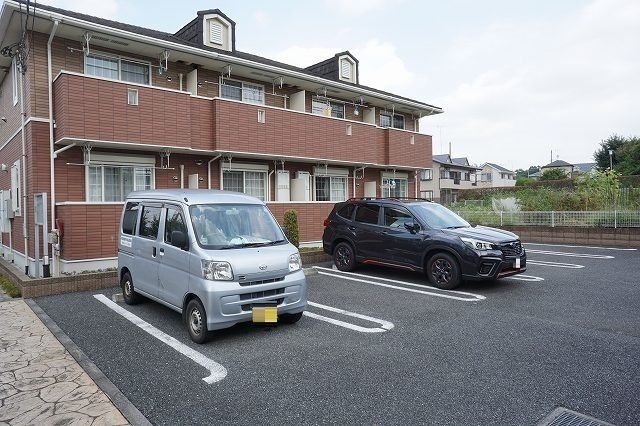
[322, 198, 526, 289]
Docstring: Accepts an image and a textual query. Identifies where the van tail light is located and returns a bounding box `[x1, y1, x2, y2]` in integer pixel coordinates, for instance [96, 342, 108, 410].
[323, 218, 331, 227]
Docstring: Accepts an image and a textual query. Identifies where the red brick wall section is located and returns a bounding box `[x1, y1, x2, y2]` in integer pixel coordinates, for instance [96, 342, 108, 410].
[56, 204, 122, 260]
[386, 129, 432, 168]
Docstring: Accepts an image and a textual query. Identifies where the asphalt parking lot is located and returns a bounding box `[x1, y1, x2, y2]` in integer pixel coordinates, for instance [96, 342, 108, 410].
[34, 242, 640, 425]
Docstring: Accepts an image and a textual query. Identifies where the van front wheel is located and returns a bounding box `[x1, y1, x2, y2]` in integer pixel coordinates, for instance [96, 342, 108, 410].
[186, 299, 209, 344]
[121, 272, 139, 305]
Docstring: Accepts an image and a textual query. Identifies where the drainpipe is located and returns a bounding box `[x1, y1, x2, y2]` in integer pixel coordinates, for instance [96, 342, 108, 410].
[207, 154, 221, 189]
[47, 19, 59, 277]
[178, 73, 183, 91]
[267, 170, 274, 201]
[414, 171, 418, 198]
[179, 164, 184, 188]
[19, 69, 28, 275]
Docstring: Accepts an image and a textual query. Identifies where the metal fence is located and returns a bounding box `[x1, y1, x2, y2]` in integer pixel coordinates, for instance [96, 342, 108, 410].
[456, 210, 640, 228]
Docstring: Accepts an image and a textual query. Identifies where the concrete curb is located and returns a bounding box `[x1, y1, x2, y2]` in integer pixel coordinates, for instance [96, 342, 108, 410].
[25, 299, 151, 426]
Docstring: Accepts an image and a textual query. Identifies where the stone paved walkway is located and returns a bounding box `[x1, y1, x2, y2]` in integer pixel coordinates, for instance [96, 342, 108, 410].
[0, 299, 129, 425]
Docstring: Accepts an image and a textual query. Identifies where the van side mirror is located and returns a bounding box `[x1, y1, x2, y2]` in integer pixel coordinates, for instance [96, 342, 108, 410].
[171, 230, 189, 250]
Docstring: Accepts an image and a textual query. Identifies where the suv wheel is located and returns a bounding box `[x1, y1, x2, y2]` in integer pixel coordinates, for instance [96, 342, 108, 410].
[427, 252, 461, 290]
[333, 242, 356, 272]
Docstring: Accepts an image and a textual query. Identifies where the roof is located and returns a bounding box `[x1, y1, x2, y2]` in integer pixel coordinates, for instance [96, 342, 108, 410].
[573, 163, 596, 173]
[542, 159, 573, 168]
[126, 189, 264, 205]
[433, 154, 479, 170]
[16, 1, 441, 113]
[483, 163, 514, 173]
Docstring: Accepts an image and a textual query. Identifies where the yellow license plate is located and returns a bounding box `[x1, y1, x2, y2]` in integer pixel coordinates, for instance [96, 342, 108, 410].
[252, 306, 278, 323]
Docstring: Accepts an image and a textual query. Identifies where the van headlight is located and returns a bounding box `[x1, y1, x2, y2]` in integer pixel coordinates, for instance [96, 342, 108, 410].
[288, 253, 302, 272]
[460, 237, 495, 251]
[202, 260, 233, 281]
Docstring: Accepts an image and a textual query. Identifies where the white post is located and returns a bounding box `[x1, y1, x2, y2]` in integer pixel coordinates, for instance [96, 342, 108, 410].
[551, 211, 555, 228]
[614, 210, 617, 229]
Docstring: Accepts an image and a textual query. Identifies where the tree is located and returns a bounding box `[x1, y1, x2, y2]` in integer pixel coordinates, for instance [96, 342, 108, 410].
[515, 166, 540, 179]
[539, 168, 568, 181]
[576, 169, 620, 209]
[593, 134, 640, 173]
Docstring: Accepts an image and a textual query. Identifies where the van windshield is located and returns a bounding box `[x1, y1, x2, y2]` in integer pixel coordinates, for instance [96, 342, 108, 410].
[189, 204, 286, 249]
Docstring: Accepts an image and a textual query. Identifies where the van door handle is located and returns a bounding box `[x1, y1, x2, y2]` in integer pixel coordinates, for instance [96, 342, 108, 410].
[159, 248, 165, 256]
[152, 247, 156, 257]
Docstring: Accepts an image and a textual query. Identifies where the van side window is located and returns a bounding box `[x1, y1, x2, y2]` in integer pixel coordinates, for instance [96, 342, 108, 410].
[354, 204, 380, 225]
[165, 206, 186, 244]
[122, 202, 139, 235]
[139, 205, 161, 239]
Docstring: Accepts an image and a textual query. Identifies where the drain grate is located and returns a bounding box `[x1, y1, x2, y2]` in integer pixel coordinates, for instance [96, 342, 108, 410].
[538, 407, 615, 426]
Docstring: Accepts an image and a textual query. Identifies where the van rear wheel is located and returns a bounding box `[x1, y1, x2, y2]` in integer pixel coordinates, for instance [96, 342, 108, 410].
[121, 272, 139, 305]
[186, 298, 209, 344]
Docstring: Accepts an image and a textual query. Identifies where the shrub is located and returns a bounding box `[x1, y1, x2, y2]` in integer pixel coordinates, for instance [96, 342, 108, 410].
[0, 274, 21, 298]
[283, 209, 299, 248]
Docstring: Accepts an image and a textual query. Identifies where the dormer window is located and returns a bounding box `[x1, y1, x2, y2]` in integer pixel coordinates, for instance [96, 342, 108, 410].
[202, 14, 232, 51]
[210, 22, 223, 45]
[338, 55, 356, 83]
[341, 59, 351, 79]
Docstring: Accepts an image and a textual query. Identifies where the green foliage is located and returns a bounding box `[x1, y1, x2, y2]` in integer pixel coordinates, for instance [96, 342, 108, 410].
[594, 134, 640, 174]
[515, 166, 540, 179]
[575, 169, 621, 209]
[0, 274, 21, 298]
[283, 209, 299, 248]
[539, 168, 568, 181]
[515, 177, 535, 187]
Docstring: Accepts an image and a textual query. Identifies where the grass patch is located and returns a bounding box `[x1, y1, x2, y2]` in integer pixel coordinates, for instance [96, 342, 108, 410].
[0, 274, 21, 298]
[299, 246, 323, 253]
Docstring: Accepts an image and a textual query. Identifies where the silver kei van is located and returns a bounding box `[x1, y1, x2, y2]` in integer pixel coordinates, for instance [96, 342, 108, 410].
[117, 189, 307, 343]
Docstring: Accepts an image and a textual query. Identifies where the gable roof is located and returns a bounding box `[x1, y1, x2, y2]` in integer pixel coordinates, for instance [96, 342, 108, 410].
[451, 157, 470, 166]
[542, 159, 573, 168]
[433, 154, 479, 170]
[483, 163, 514, 173]
[573, 162, 596, 173]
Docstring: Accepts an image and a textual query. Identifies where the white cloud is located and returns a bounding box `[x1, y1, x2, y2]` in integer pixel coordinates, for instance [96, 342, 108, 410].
[322, 0, 401, 15]
[38, 0, 119, 19]
[427, 0, 640, 169]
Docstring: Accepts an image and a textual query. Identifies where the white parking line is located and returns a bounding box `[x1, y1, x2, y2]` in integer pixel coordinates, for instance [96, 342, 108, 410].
[304, 301, 394, 333]
[525, 243, 636, 251]
[508, 274, 545, 282]
[93, 294, 227, 384]
[527, 260, 584, 269]
[526, 249, 614, 259]
[313, 266, 486, 302]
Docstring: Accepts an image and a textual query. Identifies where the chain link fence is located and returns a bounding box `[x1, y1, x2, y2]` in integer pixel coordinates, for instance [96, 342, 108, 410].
[456, 210, 640, 228]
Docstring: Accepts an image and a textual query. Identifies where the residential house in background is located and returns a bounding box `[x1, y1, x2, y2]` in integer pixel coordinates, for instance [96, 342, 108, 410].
[572, 162, 597, 177]
[478, 163, 516, 188]
[0, 1, 442, 277]
[532, 160, 597, 179]
[540, 160, 574, 177]
[420, 154, 479, 204]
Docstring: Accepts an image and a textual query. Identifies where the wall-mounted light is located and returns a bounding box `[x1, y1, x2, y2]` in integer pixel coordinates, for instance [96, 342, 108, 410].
[0, 163, 7, 172]
[197, 82, 203, 88]
[353, 105, 359, 116]
[195, 159, 203, 166]
[172, 175, 179, 181]
[166, 75, 172, 82]
[1, 117, 6, 123]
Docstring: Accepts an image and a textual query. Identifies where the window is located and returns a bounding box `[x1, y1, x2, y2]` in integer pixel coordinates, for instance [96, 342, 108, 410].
[12, 59, 18, 106]
[464, 172, 470, 181]
[420, 169, 433, 181]
[380, 113, 405, 129]
[440, 168, 449, 179]
[127, 89, 138, 105]
[257, 109, 266, 123]
[10, 160, 20, 214]
[355, 204, 380, 225]
[312, 97, 345, 119]
[420, 190, 434, 200]
[222, 170, 267, 201]
[88, 165, 153, 202]
[481, 173, 492, 182]
[210, 21, 223, 45]
[341, 59, 352, 79]
[164, 205, 187, 244]
[382, 177, 408, 198]
[337, 204, 356, 220]
[383, 206, 415, 230]
[139, 205, 161, 239]
[220, 79, 265, 105]
[122, 202, 139, 235]
[85, 53, 150, 85]
[315, 176, 347, 201]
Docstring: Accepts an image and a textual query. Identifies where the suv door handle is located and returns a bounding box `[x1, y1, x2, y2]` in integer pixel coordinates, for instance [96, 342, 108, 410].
[348, 226, 356, 231]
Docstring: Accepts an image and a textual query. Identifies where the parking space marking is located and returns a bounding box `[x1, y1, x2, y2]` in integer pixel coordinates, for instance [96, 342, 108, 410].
[527, 260, 584, 269]
[508, 274, 545, 282]
[93, 294, 227, 384]
[526, 249, 614, 259]
[304, 301, 394, 333]
[525, 243, 636, 251]
[313, 267, 486, 302]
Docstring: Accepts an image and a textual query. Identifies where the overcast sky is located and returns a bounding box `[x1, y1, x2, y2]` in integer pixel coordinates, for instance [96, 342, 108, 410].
[41, 0, 640, 171]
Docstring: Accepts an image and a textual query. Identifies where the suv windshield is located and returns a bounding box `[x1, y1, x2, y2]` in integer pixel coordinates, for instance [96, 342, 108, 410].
[408, 202, 470, 230]
[189, 204, 285, 249]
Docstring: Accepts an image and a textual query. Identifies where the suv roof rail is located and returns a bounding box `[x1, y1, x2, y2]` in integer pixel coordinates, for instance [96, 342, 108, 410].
[346, 197, 432, 203]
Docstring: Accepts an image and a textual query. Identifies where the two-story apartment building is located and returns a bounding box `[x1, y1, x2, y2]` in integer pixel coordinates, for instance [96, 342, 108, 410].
[419, 154, 478, 204]
[478, 163, 516, 188]
[0, 1, 442, 277]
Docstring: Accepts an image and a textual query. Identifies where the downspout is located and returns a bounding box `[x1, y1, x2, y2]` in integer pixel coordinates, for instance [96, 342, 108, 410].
[207, 154, 221, 189]
[178, 73, 184, 91]
[179, 164, 184, 189]
[19, 69, 28, 275]
[47, 19, 59, 277]
[268, 170, 274, 202]
[414, 171, 418, 198]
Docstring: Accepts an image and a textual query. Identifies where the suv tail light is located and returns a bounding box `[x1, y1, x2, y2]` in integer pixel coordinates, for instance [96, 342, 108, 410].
[323, 218, 331, 227]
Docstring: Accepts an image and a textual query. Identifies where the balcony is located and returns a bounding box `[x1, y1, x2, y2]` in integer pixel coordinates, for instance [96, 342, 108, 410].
[53, 72, 432, 168]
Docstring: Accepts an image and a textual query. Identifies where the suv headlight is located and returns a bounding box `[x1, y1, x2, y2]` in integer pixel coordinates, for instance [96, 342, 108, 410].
[289, 253, 302, 272]
[460, 237, 495, 251]
[202, 260, 233, 281]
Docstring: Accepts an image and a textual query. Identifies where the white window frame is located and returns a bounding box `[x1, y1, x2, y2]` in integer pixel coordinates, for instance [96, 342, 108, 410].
[85, 154, 155, 202]
[420, 169, 433, 181]
[127, 88, 139, 105]
[311, 97, 345, 119]
[10, 160, 20, 214]
[420, 190, 434, 200]
[221, 162, 268, 201]
[85, 51, 152, 86]
[381, 171, 408, 198]
[210, 21, 224, 45]
[380, 112, 405, 130]
[313, 166, 348, 202]
[219, 78, 265, 105]
[12, 58, 18, 106]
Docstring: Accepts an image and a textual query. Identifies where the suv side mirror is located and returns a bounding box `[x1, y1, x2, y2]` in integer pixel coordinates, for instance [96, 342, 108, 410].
[171, 230, 189, 250]
[404, 222, 420, 234]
